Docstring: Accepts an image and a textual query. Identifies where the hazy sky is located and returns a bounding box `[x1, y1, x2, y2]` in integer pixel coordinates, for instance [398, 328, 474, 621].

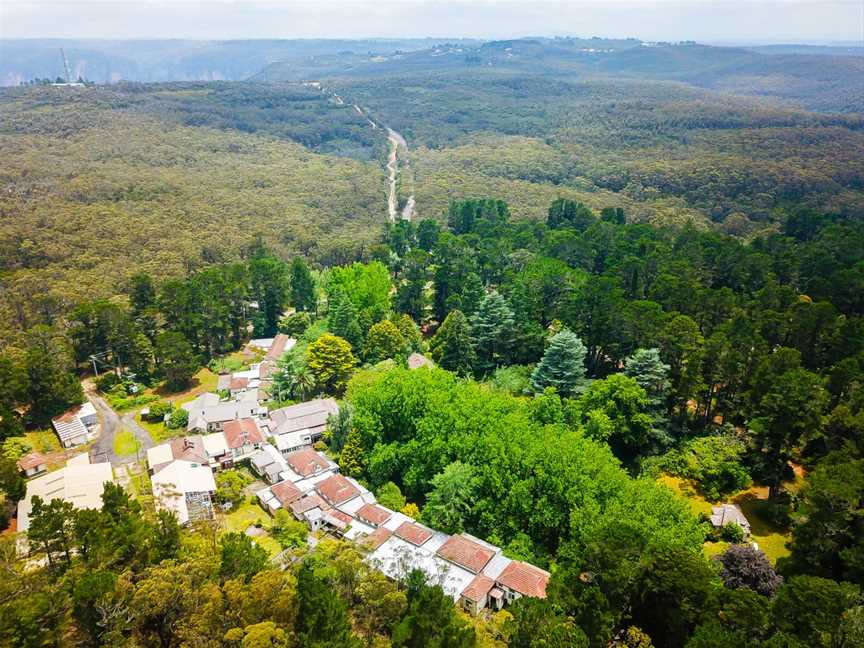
[1, 1, 862, 43]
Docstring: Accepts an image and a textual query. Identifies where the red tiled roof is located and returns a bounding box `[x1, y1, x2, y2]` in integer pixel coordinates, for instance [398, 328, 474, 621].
[496, 561, 550, 599]
[394, 521, 433, 546]
[316, 474, 360, 506]
[170, 436, 208, 464]
[265, 334, 291, 361]
[461, 574, 495, 602]
[328, 509, 353, 525]
[360, 527, 393, 551]
[229, 377, 249, 391]
[436, 535, 495, 573]
[271, 480, 303, 506]
[285, 448, 329, 477]
[222, 418, 264, 449]
[259, 361, 276, 381]
[355, 503, 392, 527]
[290, 493, 326, 516]
[17, 452, 48, 472]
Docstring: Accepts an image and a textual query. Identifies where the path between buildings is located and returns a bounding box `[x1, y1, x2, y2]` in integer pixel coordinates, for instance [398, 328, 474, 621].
[86, 386, 154, 466]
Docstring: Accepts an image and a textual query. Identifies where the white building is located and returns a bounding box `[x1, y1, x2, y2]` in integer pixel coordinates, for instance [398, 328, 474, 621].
[51, 401, 98, 448]
[151, 460, 217, 525]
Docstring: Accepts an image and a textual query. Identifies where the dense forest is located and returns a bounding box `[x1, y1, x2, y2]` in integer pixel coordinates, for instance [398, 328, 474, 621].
[2, 70, 863, 343]
[2, 193, 862, 646]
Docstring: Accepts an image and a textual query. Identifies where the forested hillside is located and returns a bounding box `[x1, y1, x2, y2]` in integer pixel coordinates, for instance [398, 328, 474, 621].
[333, 72, 864, 229]
[0, 83, 390, 341]
[2, 70, 863, 342]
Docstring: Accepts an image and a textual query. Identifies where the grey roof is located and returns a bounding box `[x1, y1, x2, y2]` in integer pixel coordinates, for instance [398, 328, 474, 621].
[710, 504, 750, 530]
[269, 398, 339, 436]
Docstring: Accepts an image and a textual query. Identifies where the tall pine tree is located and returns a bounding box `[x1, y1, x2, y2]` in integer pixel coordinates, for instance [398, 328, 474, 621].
[530, 328, 587, 396]
[624, 348, 671, 406]
[470, 291, 515, 375]
[430, 310, 475, 376]
[328, 289, 364, 355]
[290, 257, 317, 313]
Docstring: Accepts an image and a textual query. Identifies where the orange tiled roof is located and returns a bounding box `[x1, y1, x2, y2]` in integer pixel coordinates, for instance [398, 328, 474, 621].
[461, 573, 495, 602]
[436, 534, 495, 573]
[497, 561, 550, 599]
[222, 418, 264, 449]
[355, 503, 393, 527]
[285, 448, 329, 477]
[394, 521, 433, 546]
[271, 480, 303, 506]
[316, 474, 360, 506]
[17, 452, 48, 472]
[361, 527, 393, 551]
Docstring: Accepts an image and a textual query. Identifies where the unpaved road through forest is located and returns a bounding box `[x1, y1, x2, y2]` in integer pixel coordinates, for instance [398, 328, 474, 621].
[310, 82, 414, 221]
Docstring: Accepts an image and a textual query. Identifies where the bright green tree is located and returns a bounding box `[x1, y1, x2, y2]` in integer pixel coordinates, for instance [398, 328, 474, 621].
[530, 328, 588, 396]
[376, 482, 407, 511]
[365, 320, 405, 364]
[339, 429, 366, 478]
[421, 462, 477, 535]
[307, 333, 357, 396]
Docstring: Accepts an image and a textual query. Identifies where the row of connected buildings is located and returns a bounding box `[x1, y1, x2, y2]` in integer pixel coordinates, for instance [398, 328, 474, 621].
[255, 446, 549, 614]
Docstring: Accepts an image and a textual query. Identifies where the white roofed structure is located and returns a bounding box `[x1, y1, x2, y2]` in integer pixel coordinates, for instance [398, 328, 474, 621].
[17, 457, 114, 534]
[151, 460, 217, 525]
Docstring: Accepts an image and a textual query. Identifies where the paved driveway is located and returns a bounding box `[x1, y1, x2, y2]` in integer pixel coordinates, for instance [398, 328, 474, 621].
[87, 390, 154, 466]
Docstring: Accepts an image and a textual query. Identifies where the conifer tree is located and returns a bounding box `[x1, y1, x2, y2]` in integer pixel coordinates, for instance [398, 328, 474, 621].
[339, 429, 366, 477]
[328, 290, 364, 355]
[396, 249, 429, 322]
[530, 328, 587, 396]
[290, 257, 316, 313]
[470, 291, 516, 375]
[394, 314, 423, 353]
[624, 348, 671, 406]
[430, 310, 475, 375]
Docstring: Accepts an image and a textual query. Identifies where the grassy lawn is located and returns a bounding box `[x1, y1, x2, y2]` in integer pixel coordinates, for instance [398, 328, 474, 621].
[113, 429, 141, 456]
[219, 499, 282, 556]
[145, 367, 218, 406]
[658, 473, 793, 564]
[135, 414, 177, 444]
[25, 429, 61, 454]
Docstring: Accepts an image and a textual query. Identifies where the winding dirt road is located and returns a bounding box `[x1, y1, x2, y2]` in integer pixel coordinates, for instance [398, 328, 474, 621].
[311, 82, 414, 221]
